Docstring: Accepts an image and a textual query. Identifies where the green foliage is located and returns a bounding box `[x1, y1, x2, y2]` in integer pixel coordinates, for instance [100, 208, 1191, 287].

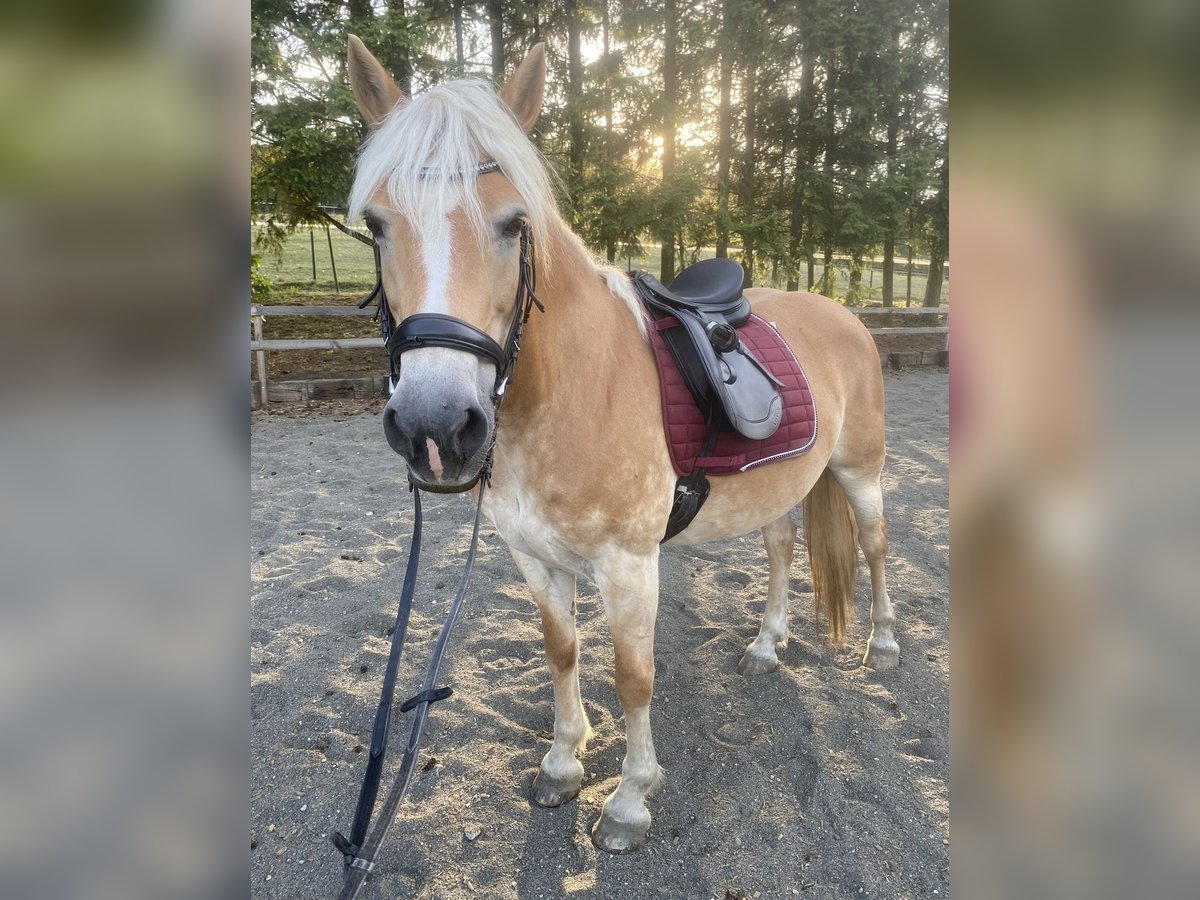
[251, 0, 948, 292]
[250, 253, 273, 302]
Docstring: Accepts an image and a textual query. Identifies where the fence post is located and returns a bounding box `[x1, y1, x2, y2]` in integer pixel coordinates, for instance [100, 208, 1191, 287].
[906, 246, 913, 307]
[325, 223, 340, 296]
[254, 313, 268, 407]
[310, 228, 317, 281]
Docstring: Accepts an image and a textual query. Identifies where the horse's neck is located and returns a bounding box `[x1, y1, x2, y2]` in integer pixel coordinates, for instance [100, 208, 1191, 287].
[497, 223, 641, 450]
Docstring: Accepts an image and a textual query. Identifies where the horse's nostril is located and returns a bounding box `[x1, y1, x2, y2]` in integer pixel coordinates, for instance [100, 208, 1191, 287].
[450, 406, 489, 460]
[382, 406, 414, 458]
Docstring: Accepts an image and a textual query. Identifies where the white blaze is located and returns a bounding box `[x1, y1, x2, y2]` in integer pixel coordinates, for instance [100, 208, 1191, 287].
[419, 213, 453, 313]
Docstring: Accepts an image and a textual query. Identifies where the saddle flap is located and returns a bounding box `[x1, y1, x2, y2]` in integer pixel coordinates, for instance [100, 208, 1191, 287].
[669, 311, 783, 440]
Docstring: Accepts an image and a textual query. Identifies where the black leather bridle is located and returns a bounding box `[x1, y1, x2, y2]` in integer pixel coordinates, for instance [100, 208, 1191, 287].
[359, 180, 543, 416]
[332, 164, 543, 898]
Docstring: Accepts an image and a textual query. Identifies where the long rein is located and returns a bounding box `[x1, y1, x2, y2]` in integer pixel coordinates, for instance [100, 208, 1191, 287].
[331, 211, 542, 900]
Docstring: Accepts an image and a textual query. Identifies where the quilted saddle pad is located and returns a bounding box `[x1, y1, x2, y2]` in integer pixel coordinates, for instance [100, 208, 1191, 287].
[647, 313, 817, 476]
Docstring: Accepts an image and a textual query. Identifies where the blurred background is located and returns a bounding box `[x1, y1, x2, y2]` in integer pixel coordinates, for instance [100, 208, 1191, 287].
[0, 0, 1197, 897]
[0, 1, 247, 898]
[954, 0, 1200, 897]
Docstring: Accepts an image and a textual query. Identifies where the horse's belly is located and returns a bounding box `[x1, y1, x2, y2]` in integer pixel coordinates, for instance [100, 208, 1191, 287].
[665, 451, 828, 545]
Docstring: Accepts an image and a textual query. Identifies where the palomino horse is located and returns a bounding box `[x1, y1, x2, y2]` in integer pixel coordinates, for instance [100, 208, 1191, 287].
[344, 37, 898, 853]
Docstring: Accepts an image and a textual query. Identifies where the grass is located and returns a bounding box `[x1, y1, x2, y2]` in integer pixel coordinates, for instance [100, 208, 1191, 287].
[257, 222, 378, 293]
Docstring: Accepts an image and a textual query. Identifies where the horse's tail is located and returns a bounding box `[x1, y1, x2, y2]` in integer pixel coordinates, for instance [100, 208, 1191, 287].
[804, 468, 859, 645]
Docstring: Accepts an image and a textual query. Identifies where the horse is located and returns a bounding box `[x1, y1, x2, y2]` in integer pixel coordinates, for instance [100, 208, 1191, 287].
[343, 36, 899, 854]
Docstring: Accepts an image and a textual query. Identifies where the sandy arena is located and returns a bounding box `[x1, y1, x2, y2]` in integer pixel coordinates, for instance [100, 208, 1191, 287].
[251, 369, 948, 899]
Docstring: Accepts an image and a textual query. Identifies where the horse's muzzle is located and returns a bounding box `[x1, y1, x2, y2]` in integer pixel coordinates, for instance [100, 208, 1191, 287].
[383, 394, 491, 489]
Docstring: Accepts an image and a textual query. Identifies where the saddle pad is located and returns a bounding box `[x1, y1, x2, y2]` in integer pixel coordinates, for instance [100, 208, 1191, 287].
[647, 313, 817, 476]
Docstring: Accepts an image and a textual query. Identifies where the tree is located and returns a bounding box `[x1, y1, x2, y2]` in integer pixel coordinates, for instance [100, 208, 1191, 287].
[658, 0, 680, 282]
[250, 0, 948, 304]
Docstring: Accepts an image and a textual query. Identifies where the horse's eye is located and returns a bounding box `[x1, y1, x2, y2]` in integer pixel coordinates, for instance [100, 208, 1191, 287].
[364, 214, 384, 239]
[501, 216, 524, 238]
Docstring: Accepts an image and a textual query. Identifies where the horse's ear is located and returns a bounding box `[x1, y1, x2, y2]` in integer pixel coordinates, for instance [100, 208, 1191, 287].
[347, 34, 405, 127]
[499, 43, 545, 133]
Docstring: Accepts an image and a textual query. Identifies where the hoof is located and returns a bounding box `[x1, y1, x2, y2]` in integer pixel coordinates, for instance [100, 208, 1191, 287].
[737, 648, 780, 676]
[863, 639, 900, 670]
[591, 809, 651, 854]
[531, 769, 581, 808]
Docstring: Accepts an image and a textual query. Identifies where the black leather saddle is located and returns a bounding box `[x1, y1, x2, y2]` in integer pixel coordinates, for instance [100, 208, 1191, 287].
[634, 259, 783, 441]
[665, 258, 751, 323]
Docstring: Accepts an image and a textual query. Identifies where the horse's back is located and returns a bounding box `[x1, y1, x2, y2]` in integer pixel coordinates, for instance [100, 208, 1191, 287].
[744, 288, 877, 363]
[744, 288, 885, 466]
[748, 289, 883, 398]
[664, 289, 884, 545]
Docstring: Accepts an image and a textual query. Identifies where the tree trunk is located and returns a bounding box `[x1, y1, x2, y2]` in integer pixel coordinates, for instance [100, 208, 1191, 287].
[738, 58, 757, 287]
[659, 0, 678, 282]
[882, 27, 900, 307]
[807, 258, 815, 290]
[385, 0, 412, 96]
[820, 58, 837, 296]
[453, 0, 465, 71]
[786, 53, 814, 292]
[603, 0, 616, 263]
[906, 244, 913, 305]
[565, 0, 585, 226]
[881, 106, 899, 308]
[923, 253, 944, 307]
[488, 0, 505, 80]
[715, 0, 734, 259]
[882, 236, 895, 307]
[849, 251, 862, 304]
[924, 146, 949, 308]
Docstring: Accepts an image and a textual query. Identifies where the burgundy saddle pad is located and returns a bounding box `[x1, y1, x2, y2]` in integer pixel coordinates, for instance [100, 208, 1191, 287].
[647, 313, 817, 476]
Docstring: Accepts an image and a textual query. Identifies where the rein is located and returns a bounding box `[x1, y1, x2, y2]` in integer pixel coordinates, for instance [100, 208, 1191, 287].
[333, 166, 541, 897]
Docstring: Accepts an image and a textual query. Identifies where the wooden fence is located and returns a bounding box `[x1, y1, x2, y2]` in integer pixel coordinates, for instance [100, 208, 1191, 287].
[250, 303, 948, 406]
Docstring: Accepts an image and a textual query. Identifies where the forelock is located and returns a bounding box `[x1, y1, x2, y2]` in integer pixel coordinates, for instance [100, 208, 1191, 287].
[348, 79, 559, 258]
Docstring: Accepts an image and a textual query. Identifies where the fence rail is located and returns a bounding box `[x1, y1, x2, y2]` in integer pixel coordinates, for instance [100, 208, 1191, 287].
[851, 307, 949, 316]
[251, 304, 375, 317]
[250, 303, 948, 405]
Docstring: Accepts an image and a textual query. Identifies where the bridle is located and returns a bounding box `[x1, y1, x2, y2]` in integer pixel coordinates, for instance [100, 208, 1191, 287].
[359, 167, 543, 416]
[332, 161, 542, 898]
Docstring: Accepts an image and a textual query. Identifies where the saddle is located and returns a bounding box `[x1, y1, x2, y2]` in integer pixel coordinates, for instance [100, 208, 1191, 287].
[634, 259, 784, 441]
[632, 260, 817, 542]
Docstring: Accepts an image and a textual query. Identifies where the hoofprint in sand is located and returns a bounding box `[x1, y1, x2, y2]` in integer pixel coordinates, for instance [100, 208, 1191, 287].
[251, 369, 948, 899]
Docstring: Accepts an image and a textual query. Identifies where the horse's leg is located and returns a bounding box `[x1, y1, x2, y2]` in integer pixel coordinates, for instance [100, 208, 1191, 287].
[592, 548, 663, 853]
[510, 549, 591, 806]
[832, 466, 900, 669]
[737, 512, 796, 675]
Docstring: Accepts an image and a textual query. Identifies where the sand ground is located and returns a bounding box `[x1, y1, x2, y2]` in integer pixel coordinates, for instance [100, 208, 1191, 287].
[251, 370, 949, 899]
